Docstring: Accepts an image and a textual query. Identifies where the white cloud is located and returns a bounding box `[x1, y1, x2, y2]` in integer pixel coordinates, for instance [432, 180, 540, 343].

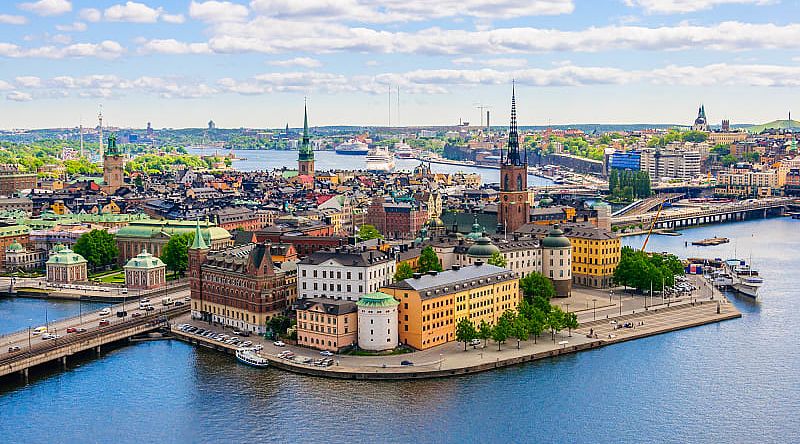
[104, 2, 161, 23]
[18, 0, 71, 16]
[51, 34, 72, 45]
[161, 13, 186, 24]
[452, 57, 528, 68]
[55, 21, 87, 32]
[190, 1, 249, 23]
[15, 76, 42, 87]
[79, 8, 101, 22]
[0, 80, 13, 90]
[6, 91, 33, 102]
[138, 39, 210, 54]
[269, 57, 322, 68]
[625, 0, 774, 14]
[0, 14, 28, 25]
[0, 40, 125, 59]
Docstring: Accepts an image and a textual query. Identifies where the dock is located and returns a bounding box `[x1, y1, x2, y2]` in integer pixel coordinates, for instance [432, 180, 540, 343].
[691, 237, 730, 246]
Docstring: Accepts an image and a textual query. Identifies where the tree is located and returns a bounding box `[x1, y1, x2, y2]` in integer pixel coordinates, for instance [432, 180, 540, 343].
[73, 229, 118, 271]
[546, 306, 566, 342]
[520, 272, 555, 303]
[487, 251, 507, 268]
[511, 314, 529, 349]
[564, 311, 579, 338]
[161, 232, 194, 276]
[491, 311, 513, 351]
[477, 320, 492, 348]
[357, 224, 383, 241]
[417, 246, 443, 273]
[267, 315, 292, 337]
[614, 246, 684, 291]
[394, 262, 414, 282]
[455, 317, 477, 351]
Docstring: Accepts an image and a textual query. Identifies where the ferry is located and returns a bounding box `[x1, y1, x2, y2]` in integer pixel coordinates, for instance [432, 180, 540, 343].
[723, 259, 763, 298]
[335, 139, 369, 155]
[393, 143, 416, 159]
[365, 147, 395, 173]
[235, 348, 270, 368]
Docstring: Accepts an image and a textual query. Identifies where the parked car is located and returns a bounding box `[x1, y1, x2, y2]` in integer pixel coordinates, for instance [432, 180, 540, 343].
[401, 360, 414, 366]
[469, 339, 482, 346]
[320, 350, 334, 357]
[273, 341, 286, 347]
[8, 346, 21, 353]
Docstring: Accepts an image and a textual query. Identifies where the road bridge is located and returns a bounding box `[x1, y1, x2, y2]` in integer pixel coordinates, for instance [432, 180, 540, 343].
[612, 198, 793, 230]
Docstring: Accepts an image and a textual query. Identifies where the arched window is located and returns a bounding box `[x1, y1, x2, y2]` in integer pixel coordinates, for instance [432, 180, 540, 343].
[517, 174, 522, 190]
[503, 174, 509, 190]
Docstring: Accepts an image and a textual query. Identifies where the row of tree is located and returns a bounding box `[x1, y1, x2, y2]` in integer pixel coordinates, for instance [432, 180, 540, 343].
[73, 229, 193, 275]
[613, 246, 685, 292]
[608, 169, 652, 201]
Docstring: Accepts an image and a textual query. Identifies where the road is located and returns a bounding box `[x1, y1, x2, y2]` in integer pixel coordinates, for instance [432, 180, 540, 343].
[1, 288, 190, 354]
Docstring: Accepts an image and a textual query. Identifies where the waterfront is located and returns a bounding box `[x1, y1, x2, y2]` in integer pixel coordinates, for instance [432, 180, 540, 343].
[187, 149, 555, 186]
[1, 218, 799, 443]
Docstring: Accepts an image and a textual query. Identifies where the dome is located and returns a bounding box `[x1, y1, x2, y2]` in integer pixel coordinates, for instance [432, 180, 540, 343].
[541, 224, 571, 248]
[466, 218, 483, 241]
[429, 217, 445, 228]
[6, 241, 24, 252]
[539, 194, 554, 208]
[467, 236, 500, 258]
[591, 201, 610, 209]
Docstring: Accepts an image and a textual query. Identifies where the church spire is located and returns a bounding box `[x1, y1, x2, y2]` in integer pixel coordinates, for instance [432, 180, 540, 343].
[303, 99, 309, 142]
[298, 98, 313, 161]
[190, 218, 209, 250]
[505, 81, 522, 166]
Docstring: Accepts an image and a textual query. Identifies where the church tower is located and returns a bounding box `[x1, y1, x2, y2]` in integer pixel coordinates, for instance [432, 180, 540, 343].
[298, 102, 315, 179]
[497, 83, 530, 234]
[103, 133, 125, 194]
[692, 104, 709, 131]
[188, 219, 210, 322]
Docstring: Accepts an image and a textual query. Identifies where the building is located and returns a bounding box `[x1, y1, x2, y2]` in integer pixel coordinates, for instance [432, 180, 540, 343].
[297, 103, 315, 179]
[566, 225, 620, 288]
[366, 197, 429, 240]
[608, 150, 641, 171]
[785, 168, 800, 196]
[103, 134, 125, 194]
[4, 241, 46, 272]
[498, 85, 530, 233]
[0, 165, 37, 196]
[212, 207, 261, 231]
[541, 225, 572, 297]
[189, 222, 293, 333]
[708, 131, 748, 145]
[46, 246, 87, 283]
[295, 297, 358, 351]
[380, 263, 519, 351]
[640, 148, 701, 181]
[692, 105, 709, 132]
[0, 224, 30, 266]
[715, 164, 779, 197]
[357, 292, 399, 351]
[0, 197, 33, 214]
[297, 246, 395, 301]
[124, 249, 167, 290]
[116, 219, 232, 264]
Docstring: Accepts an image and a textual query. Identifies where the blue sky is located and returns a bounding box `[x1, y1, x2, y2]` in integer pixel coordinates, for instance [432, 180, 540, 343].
[1, 0, 799, 129]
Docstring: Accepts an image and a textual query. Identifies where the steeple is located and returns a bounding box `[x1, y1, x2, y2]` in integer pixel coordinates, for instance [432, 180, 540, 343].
[298, 99, 313, 161]
[505, 81, 523, 166]
[190, 219, 209, 250]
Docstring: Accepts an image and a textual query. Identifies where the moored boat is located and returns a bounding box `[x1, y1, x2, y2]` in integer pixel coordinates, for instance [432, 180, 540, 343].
[335, 139, 369, 155]
[236, 348, 270, 368]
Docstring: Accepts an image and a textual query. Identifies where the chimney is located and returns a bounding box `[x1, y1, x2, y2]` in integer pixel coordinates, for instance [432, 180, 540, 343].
[451, 265, 461, 271]
[427, 270, 438, 276]
[475, 260, 484, 266]
[412, 273, 422, 279]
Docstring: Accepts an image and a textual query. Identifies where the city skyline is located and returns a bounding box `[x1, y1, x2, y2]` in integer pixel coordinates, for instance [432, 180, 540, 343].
[1, 0, 799, 128]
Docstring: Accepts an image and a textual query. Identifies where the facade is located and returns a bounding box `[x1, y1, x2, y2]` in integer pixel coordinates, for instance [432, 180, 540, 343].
[541, 225, 572, 297]
[116, 219, 232, 264]
[297, 104, 315, 179]
[297, 246, 395, 301]
[46, 246, 88, 283]
[366, 197, 429, 239]
[692, 105, 709, 132]
[0, 224, 31, 266]
[381, 263, 519, 351]
[103, 134, 125, 194]
[0, 165, 37, 196]
[212, 207, 261, 231]
[124, 249, 167, 290]
[356, 292, 399, 351]
[498, 85, 530, 233]
[640, 148, 701, 181]
[567, 226, 620, 288]
[608, 151, 641, 171]
[189, 223, 293, 333]
[4, 241, 46, 272]
[715, 165, 779, 197]
[296, 297, 358, 351]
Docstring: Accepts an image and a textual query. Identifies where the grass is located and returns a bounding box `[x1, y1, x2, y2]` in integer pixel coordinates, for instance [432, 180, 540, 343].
[89, 268, 122, 278]
[94, 271, 125, 284]
[344, 346, 413, 356]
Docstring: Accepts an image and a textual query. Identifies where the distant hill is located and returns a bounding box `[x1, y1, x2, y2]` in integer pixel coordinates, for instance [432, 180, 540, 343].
[746, 119, 800, 133]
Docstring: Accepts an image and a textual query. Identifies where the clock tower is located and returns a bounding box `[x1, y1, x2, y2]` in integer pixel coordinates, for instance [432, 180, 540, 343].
[497, 83, 529, 234]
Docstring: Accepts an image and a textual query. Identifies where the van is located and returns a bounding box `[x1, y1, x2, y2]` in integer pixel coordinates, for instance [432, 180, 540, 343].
[162, 297, 173, 306]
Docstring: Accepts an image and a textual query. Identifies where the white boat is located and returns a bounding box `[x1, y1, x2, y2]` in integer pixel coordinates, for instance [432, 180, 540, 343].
[365, 147, 395, 173]
[335, 139, 369, 155]
[723, 259, 763, 298]
[235, 348, 270, 368]
[394, 143, 416, 159]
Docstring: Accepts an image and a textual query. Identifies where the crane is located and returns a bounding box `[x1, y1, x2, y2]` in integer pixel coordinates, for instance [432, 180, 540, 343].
[641, 201, 665, 251]
[474, 103, 492, 127]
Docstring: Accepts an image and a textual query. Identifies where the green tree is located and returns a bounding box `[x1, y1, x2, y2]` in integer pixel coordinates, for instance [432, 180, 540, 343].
[73, 229, 118, 271]
[161, 232, 194, 276]
[564, 311, 579, 337]
[491, 311, 514, 351]
[417, 246, 443, 273]
[394, 262, 414, 282]
[487, 251, 507, 268]
[477, 320, 492, 348]
[520, 272, 556, 303]
[455, 317, 478, 351]
[357, 224, 383, 241]
[546, 306, 566, 342]
[511, 313, 529, 349]
[267, 315, 292, 337]
[613, 246, 684, 291]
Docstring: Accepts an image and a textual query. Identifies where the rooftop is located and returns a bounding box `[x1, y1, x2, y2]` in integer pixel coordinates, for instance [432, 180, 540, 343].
[388, 263, 516, 299]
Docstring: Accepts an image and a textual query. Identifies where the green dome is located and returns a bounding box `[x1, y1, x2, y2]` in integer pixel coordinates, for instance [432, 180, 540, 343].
[539, 194, 554, 208]
[6, 241, 23, 252]
[467, 236, 500, 258]
[357, 292, 399, 308]
[541, 224, 571, 248]
[591, 201, 610, 209]
[466, 218, 483, 241]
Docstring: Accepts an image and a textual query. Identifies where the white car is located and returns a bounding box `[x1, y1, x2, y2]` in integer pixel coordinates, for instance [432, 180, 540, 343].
[320, 351, 334, 357]
[99, 308, 111, 316]
[469, 339, 482, 346]
[273, 341, 286, 347]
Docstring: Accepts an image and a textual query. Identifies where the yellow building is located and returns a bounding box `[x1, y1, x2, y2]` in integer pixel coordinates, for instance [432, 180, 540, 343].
[567, 226, 620, 288]
[381, 263, 519, 350]
[51, 200, 69, 215]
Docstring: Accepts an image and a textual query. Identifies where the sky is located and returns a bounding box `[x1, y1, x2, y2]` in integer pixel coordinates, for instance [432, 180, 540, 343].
[0, 0, 799, 129]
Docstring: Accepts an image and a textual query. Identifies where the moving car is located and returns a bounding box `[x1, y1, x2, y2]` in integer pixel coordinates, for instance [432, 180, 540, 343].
[8, 346, 21, 353]
[99, 308, 111, 316]
[320, 351, 334, 356]
[273, 341, 286, 347]
[401, 360, 414, 366]
[99, 319, 110, 327]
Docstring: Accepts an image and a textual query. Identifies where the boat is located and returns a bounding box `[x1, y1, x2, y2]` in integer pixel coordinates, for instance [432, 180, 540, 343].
[394, 143, 416, 159]
[365, 147, 395, 173]
[723, 259, 763, 298]
[235, 348, 270, 368]
[335, 139, 369, 155]
[692, 237, 730, 246]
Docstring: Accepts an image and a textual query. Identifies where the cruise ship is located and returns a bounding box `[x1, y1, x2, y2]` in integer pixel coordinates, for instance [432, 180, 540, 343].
[335, 139, 369, 155]
[365, 147, 395, 173]
[394, 143, 416, 159]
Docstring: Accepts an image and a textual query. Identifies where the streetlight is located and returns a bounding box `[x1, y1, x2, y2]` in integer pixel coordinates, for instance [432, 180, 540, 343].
[439, 353, 443, 370]
[619, 293, 623, 316]
[592, 298, 597, 321]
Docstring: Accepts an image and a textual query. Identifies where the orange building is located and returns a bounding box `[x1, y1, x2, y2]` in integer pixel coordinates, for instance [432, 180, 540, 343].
[380, 263, 519, 350]
[295, 298, 358, 351]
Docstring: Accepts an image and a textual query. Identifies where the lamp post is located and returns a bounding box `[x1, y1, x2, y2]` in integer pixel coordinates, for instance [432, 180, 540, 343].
[619, 293, 622, 316]
[592, 298, 597, 321]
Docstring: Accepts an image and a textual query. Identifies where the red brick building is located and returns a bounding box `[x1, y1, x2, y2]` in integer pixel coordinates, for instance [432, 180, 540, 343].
[213, 207, 262, 232]
[366, 197, 428, 239]
[498, 85, 530, 234]
[0, 165, 37, 196]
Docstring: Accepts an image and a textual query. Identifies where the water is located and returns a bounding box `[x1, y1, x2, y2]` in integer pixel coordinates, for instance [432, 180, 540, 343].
[1, 218, 799, 443]
[0, 297, 109, 335]
[187, 149, 555, 186]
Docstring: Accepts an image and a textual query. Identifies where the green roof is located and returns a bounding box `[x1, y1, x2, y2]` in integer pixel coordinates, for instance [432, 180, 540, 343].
[356, 292, 399, 308]
[467, 236, 500, 258]
[46, 247, 87, 265]
[0, 224, 30, 237]
[116, 219, 230, 242]
[541, 225, 571, 248]
[124, 249, 166, 269]
[6, 240, 23, 252]
[190, 219, 209, 250]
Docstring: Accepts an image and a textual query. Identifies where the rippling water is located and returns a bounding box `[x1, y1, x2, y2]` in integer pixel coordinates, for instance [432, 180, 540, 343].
[1, 218, 799, 443]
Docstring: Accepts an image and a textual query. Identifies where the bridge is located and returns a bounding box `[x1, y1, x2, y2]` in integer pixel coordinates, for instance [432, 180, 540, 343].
[0, 291, 188, 382]
[612, 193, 685, 217]
[612, 197, 793, 230]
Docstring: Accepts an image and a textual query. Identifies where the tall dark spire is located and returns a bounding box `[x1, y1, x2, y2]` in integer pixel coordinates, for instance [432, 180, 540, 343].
[505, 81, 522, 166]
[299, 99, 313, 161]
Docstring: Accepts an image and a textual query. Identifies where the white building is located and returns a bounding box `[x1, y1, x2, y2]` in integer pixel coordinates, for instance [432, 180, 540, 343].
[640, 148, 701, 182]
[297, 246, 396, 302]
[356, 292, 399, 351]
[541, 225, 572, 297]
